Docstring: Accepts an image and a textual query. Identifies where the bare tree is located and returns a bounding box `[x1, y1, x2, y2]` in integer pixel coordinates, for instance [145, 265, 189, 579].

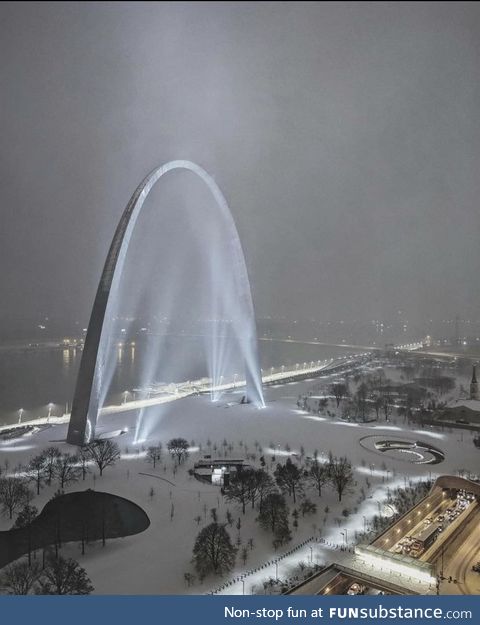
[0, 560, 42, 595]
[380, 387, 393, 421]
[252, 469, 275, 508]
[13, 504, 38, 528]
[372, 395, 383, 420]
[83, 440, 120, 476]
[318, 397, 329, 413]
[0, 477, 32, 519]
[299, 498, 317, 516]
[53, 453, 82, 489]
[309, 459, 330, 497]
[243, 468, 275, 509]
[12, 504, 38, 565]
[257, 492, 291, 546]
[192, 523, 236, 578]
[26, 454, 47, 495]
[42, 447, 62, 486]
[257, 492, 289, 534]
[330, 383, 348, 407]
[274, 458, 304, 503]
[354, 383, 370, 422]
[146, 445, 162, 469]
[328, 456, 354, 502]
[167, 438, 189, 464]
[223, 469, 254, 514]
[37, 555, 94, 595]
[241, 546, 248, 565]
[78, 447, 91, 481]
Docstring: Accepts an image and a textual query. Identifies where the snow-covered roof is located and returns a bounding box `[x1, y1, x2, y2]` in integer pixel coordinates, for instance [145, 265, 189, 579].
[447, 399, 480, 411]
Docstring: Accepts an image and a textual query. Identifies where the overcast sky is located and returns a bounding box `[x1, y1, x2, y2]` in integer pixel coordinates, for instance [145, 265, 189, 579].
[1, 1, 479, 329]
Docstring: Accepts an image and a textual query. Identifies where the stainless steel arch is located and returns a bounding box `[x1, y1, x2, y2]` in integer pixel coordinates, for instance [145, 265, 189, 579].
[67, 160, 264, 445]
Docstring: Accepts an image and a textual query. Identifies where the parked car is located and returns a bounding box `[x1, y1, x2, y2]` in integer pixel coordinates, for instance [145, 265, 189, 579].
[347, 583, 366, 595]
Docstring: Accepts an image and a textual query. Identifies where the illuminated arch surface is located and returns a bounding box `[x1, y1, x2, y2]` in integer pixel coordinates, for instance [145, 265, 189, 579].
[67, 160, 264, 445]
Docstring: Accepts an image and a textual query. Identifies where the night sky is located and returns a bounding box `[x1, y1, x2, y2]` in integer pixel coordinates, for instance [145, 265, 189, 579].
[1, 1, 479, 330]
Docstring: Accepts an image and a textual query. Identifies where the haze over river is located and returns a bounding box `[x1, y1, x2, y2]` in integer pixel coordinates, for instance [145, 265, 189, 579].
[0, 336, 363, 425]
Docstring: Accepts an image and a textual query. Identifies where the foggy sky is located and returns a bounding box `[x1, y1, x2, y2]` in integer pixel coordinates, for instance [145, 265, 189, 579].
[1, 1, 479, 330]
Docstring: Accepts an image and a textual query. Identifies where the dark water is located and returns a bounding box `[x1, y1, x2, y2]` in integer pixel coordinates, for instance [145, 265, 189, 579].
[0, 337, 360, 424]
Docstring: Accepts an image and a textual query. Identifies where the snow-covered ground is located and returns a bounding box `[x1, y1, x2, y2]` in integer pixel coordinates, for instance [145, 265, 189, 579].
[1, 363, 479, 595]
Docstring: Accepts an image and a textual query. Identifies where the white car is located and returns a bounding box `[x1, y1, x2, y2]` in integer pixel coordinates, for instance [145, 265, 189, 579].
[347, 583, 366, 595]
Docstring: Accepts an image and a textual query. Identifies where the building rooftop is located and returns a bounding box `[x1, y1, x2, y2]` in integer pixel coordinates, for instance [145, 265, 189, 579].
[446, 399, 480, 411]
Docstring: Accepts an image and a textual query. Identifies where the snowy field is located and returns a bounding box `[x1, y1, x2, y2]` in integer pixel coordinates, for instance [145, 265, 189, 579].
[0, 365, 479, 595]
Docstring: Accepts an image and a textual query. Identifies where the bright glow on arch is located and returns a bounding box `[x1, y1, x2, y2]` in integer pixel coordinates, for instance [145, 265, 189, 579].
[67, 160, 264, 446]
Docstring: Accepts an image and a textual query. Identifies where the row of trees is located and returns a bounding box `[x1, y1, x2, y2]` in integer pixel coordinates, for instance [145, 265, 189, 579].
[192, 489, 318, 579]
[330, 367, 456, 422]
[256, 492, 291, 548]
[192, 466, 432, 582]
[0, 555, 93, 595]
[223, 468, 275, 514]
[26, 440, 121, 497]
[146, 438, 190, 468]
[223, 454, 354, 514]
[216, 455, 353, 556]
[0, 441, 121, 524]
[330, 380, 395, 422]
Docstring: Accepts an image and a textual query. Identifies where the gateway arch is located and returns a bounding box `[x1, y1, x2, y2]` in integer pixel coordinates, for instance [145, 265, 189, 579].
[67, 160, 264, 446]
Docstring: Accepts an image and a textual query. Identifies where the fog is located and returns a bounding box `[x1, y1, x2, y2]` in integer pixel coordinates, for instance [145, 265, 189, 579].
[1, 1, 479, 336]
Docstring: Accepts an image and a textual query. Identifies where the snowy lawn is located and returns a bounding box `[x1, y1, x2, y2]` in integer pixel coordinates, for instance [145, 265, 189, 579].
[0, 370, 478, 594]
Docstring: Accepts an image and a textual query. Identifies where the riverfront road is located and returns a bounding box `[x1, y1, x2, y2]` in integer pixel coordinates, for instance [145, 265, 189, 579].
[0, 354, 369, 434]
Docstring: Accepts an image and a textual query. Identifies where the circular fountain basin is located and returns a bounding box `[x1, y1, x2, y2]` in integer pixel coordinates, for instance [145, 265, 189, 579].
[359, 435, 445, 465]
